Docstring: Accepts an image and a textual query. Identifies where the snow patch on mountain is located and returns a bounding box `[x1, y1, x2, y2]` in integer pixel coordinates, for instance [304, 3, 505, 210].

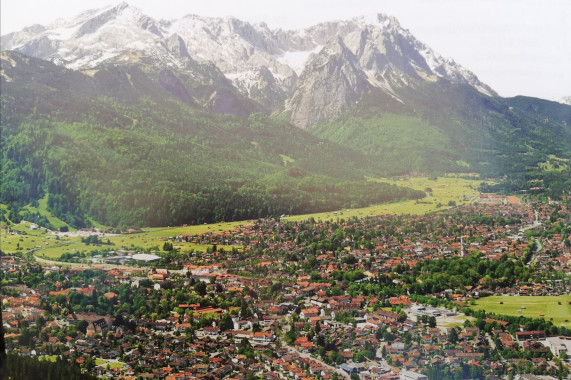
[1, 3, 498, 117]
[277, 45, 322, 75]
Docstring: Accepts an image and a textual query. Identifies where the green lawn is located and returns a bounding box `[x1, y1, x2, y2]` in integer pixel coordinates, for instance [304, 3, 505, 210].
[471, 295, 571, 328]
[437, 314, 475, 329]
[94, 359, 124, 369]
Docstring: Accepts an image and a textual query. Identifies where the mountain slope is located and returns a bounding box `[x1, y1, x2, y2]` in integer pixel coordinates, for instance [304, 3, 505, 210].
[0, 51, 424, 227]
[2, 4, 571, 227]
[311, 80, 571, 176]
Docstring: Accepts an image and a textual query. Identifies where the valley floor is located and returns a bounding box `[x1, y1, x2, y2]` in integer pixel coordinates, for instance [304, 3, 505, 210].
[2, 190, 570, 380]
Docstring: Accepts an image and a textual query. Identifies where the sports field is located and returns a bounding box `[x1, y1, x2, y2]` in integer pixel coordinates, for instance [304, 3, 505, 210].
[471, 295, 571, 328]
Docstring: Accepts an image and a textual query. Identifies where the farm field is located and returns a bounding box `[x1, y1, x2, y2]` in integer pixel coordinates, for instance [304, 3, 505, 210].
[471, 295, 571, 328]
[285, 175, 485, 222]
[2, 220, 248, 259]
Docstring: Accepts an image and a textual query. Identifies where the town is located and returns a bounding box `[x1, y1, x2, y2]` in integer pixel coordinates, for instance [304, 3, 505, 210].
[2, 197, 570, 380]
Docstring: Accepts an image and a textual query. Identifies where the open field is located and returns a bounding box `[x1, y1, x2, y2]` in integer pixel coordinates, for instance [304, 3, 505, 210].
[95, 359, 124, 369]
[2, 220, 248, 259]
[285, 176, 485, 222]
[437, 314, 475, 329]
[471, 295, 571, 328]
[1, 221, 56, 253]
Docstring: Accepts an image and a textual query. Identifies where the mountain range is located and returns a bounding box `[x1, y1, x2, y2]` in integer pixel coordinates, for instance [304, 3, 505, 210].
[1, 3, 570, 227]
[1, 3, 495, 121]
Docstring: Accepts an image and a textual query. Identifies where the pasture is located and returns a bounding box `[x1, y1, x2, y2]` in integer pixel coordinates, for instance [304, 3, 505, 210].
[285, 175, 485, 222]
[471, 295, 571, 328]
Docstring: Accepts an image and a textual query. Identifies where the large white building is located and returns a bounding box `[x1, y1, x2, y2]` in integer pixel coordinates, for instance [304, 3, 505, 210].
[131, 253, 160, 262]
[400, 370, 428, 380]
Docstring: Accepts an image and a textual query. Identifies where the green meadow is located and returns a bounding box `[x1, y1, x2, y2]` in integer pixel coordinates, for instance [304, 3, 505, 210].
[95, 359, 124, 369]
[285, 175, 484, 222]
[471, 295, 571, 328]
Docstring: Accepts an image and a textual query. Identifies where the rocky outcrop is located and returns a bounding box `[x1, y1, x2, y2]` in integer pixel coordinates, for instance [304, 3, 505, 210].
[285, 38, 370, 129]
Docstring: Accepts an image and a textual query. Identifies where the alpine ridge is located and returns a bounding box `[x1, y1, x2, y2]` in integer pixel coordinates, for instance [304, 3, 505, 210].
[2, 3, 494, 125]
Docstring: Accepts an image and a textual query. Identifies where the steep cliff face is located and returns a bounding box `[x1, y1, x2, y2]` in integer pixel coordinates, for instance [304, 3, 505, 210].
[284, 15, 495, 128]
[285, 37, 371, 128]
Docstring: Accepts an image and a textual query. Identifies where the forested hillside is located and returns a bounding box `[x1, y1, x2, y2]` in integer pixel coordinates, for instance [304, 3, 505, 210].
[1, 51, 424, 228]
[312, 81, 571, 188]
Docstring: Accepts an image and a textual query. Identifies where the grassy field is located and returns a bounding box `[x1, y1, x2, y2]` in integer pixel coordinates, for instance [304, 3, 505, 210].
[95, 359, 124, 369]
[437, 314, 475, 329]
[1, 221, 56, 253]
[285, 175, 484, 222]
[23, 195, 74, 230]
[2, 176, 486, 259]
[471, 295, 571, 328]
[3, 220, 249, 259]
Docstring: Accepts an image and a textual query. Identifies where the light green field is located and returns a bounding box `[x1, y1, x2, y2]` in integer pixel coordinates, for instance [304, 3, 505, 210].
[285, 176, 484, 222]
[1, 221, 55, 253]
[35, 240, 95, 259]
[437, 314, 475, 329]
[102, 222, 247, 254]
[4, 220, 248, 259]
[23, 194, 74, 230]
[95, 359, 124, 369]
[471, 295, 571, 328]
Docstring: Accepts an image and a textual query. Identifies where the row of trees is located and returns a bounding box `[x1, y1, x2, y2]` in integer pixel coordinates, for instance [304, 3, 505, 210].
[5, 353, 97, 380]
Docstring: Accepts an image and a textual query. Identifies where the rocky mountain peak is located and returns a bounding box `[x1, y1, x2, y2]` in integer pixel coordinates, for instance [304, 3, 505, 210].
[1, 3, 497, 122]
[285, 36, 370, 128]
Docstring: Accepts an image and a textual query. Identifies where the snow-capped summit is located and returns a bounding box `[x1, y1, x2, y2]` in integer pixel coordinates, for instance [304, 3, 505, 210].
[1, 3, 177, 69]
[558, 96, 571, 106]
[1, 4, 496, 124]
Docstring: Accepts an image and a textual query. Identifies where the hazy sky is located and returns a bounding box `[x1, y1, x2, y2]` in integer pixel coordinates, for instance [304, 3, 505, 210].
[2, 0, 570, 101]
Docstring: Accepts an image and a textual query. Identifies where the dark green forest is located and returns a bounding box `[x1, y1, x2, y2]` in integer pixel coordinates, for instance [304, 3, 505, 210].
[5, 353, 97, 380]
[0, 52, 424, 228]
